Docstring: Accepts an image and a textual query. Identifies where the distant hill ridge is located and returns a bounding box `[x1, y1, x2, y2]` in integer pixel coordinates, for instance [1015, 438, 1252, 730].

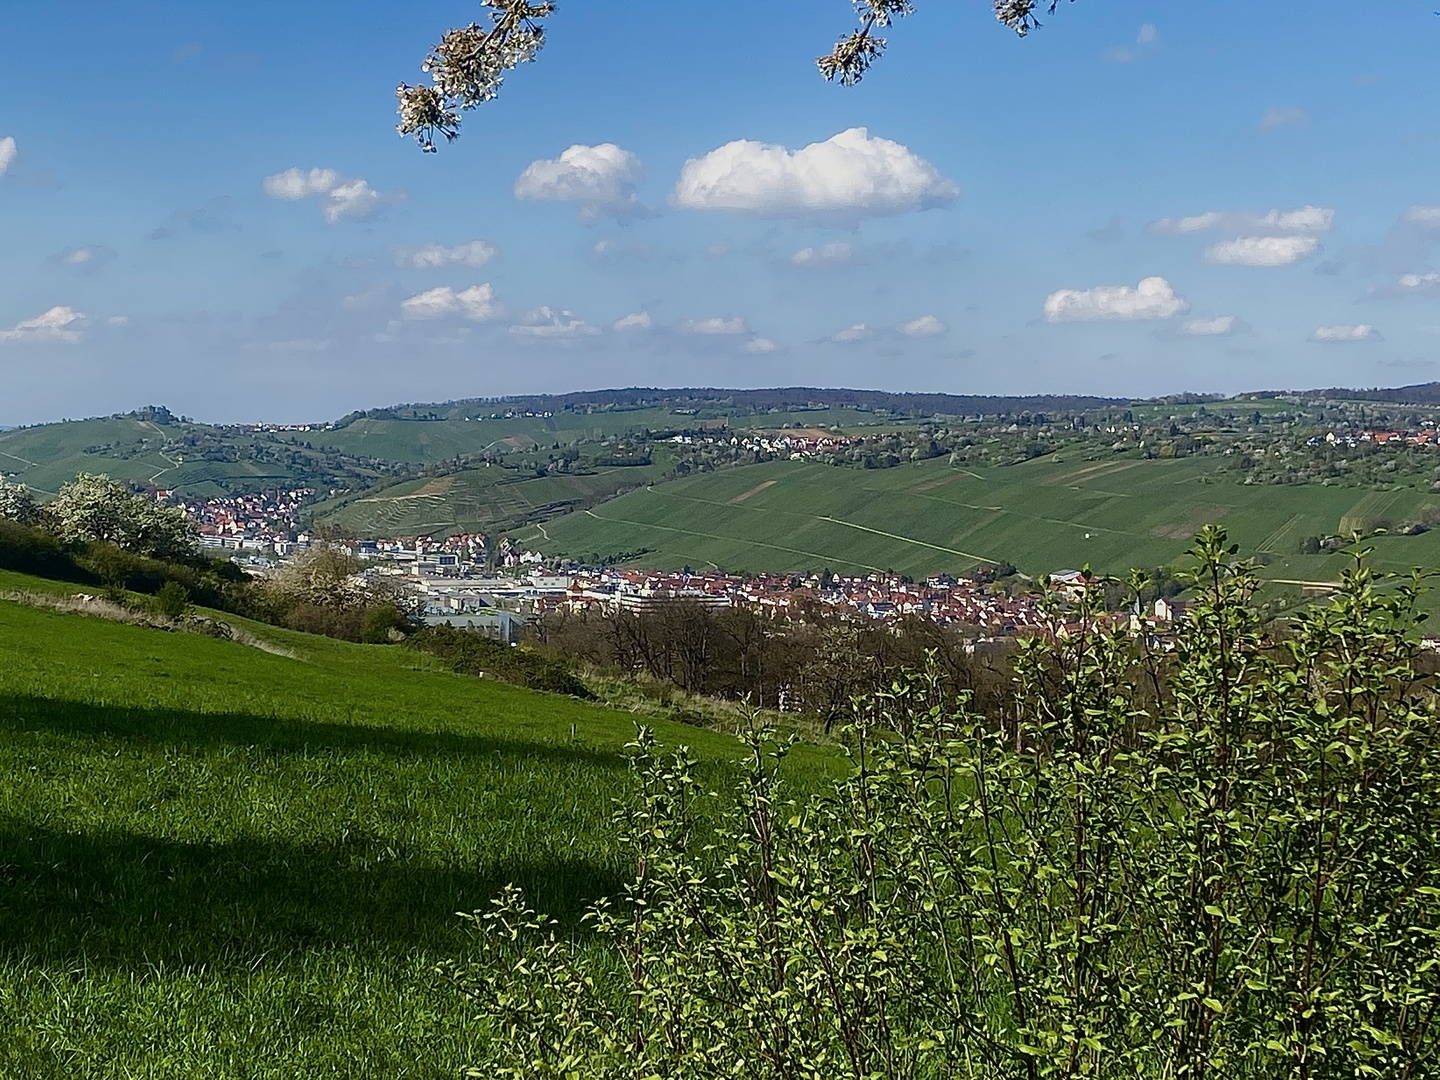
[340, 387, 1134, 425]
[1304, 381, 1440, 405]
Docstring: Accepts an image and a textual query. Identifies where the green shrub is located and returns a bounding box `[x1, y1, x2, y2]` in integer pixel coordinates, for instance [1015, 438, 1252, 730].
[407, 624, 593, 698]
[152, 580, 190, 619]
[448, 527, 1440, 1079]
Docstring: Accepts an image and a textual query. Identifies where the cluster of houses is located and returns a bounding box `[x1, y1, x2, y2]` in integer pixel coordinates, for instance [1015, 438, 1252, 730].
[1309, 422, 1440, 449]
[176, 489, 316, 555]
[394, 562, 1188, 645]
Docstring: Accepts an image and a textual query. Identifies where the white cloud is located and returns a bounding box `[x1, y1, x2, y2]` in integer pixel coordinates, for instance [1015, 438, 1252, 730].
[679, 316, 749, 335]
[513, 143, 645, 223]
[898, 314, 948, 337]
[398, 240, 498, 270]
[510, 307, 601, 339]
[1180, 315, 1247, 337]
[1260, 106, 1311, 133]
[830, 323, 872, 343]
[1203, 235, 1320, 267]
[0, 305, 86, 344]
[400, 284, 499, 322]
[671, 127, 959, 222]
[0, 136, 17, 176]
[263, 167, 340, 200]
[1404, 206, 1440, 231]
[1397, 272, 1440, 296]
[744, 337, 777, 354]
[262, 167, 400, 223]
[1044, 277, 1188, 323]
[106, 315, 130, 328]
[789, 241, 856, 269]
[612, 311, 653, 332]
[1310, 324, 1381, 343]
[1149, 206, 1333, 236]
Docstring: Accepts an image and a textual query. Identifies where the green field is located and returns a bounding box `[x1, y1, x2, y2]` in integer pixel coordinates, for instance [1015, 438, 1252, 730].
[513, 453, 1440, 581]
[315, 453, 676, 537]
[0, 573, 799, 1078]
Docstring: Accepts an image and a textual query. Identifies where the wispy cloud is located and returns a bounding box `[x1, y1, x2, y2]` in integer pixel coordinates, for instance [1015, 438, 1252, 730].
[1203, 235, 1320, 267]
[396, 241, 497, 270]
[1105, 23, 1160, 64]
[1310, 324, 1381, 343]
[1260, 106, 1310, 134]
[897, 314, 948, 337]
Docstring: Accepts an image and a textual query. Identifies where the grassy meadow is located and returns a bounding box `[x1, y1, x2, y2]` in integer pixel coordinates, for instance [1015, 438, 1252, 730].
[514, 452, 1440, 583]
[0, 575, 805, 1078]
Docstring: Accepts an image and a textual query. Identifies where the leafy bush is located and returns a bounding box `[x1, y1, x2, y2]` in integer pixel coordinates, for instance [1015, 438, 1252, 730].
[151, 580, 190, 619]
[407, 624, 593, 698]
[447, 527, 1440, 1079]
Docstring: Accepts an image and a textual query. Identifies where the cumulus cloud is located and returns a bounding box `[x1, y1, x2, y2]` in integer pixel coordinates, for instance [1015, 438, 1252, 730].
[398, 240, 497, 270]
[1203, 235, 1320, 267]
[898, 314, 948, 337]
[679, 316, 749, 335]
[1149, 206, 1333, 237]
[510, 307, 601, 339]
[612, 311, 653, 332]
[744, 337, 777, 354]
[0, 137, 15, 176]
[400, 284, 499, 322]
[0, 305, 86, 344]
[262, 167, 401, 223]
[789, 241, 856, 269]
[1044, 277, 1188, 323]
[1260, 106, 1311, 133]
[1179, 315, 1248, 337]
[830, 323, 872, 343]
[1310, 324, 1382, 343]
[513, 143, 646, 223]
[671, 127, 959, 222]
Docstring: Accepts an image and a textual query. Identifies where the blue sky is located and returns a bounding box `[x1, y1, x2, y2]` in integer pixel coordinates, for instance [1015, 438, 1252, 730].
[2, 0, 1439, 423]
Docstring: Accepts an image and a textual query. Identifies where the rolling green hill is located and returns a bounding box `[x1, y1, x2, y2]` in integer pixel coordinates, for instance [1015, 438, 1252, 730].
[0, 573, 796, 1079]
[0, 415, 402, 498]
[313, 451, 678, 537]
[511, 452, 1440, 582]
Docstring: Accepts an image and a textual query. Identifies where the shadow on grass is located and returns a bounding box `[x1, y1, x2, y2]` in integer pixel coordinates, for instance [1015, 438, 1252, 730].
[0, 693, 635, 968]
[0, 821, 628, 968]
[0, 692, 629, 766]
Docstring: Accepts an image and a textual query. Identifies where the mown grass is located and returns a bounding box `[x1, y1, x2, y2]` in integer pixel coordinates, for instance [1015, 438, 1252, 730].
[0, 573, 817, 1077]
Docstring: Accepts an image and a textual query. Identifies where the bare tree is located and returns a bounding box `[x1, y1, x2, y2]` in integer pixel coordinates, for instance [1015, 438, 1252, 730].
[397, 0, 1072, 151]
